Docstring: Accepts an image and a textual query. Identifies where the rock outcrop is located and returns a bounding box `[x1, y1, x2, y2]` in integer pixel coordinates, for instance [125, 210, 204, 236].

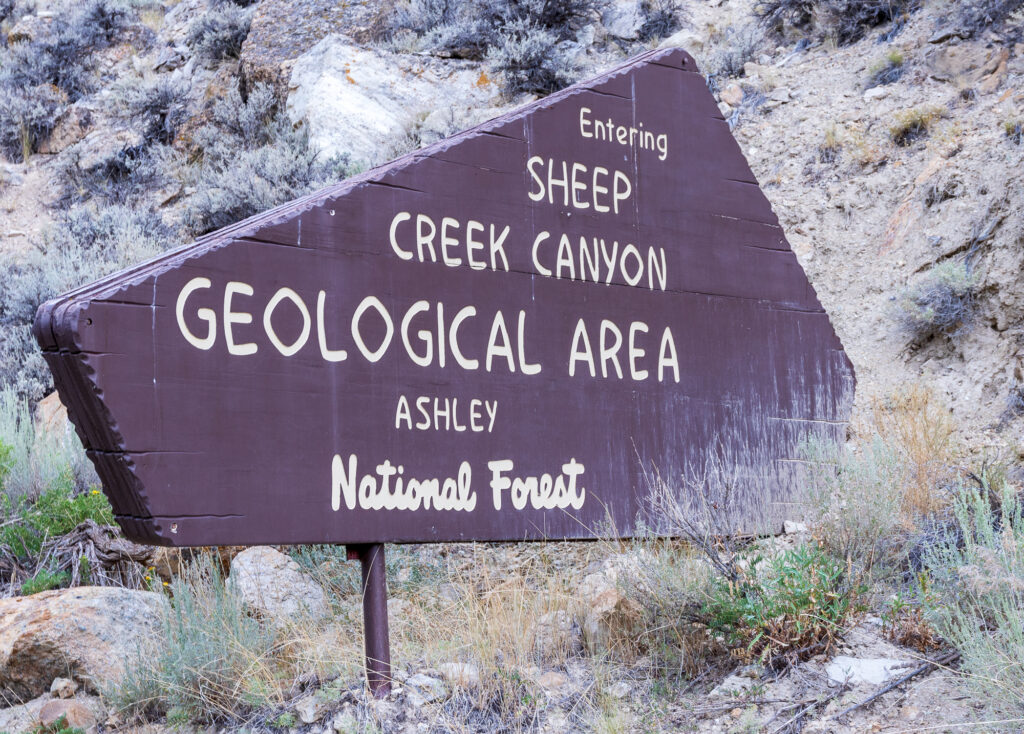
[286, 35, 499, 167]
[0, 587, 164, 699]
[229, 546, 329, 625]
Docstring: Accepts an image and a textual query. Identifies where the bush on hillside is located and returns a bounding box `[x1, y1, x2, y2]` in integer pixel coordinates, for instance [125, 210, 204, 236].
[754, 0, 920, 44]
[637, 0, 686, 41]
[382, 0, 597, 91]
[186, 84, 348, 234]
[895, 259, 979, 341]
[59, 143, 172, 207]
[866, 49, 905, 89]
[703, 23, 764, 88]
[486, 19, 580, 96]
[186, 4, 254, 61]
[118, 74, 191, 146]
[0, 84, 62, 163]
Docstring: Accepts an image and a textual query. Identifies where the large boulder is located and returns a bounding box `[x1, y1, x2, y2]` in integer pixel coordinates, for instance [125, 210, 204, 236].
[0, 587, 164, 700]
[286, 35, 500, 167]
[229, 546, 329, 625]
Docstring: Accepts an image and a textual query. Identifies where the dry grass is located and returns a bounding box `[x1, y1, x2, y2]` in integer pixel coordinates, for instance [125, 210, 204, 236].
[872, 384, 957, 520]
[889, 105, 945, 146]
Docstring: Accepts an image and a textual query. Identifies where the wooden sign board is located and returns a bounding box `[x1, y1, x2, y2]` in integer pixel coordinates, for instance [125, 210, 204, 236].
[35, 49, 855, 548]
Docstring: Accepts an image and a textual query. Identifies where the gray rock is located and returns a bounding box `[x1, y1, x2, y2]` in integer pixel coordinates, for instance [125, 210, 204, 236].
[287, 35, 498, 167]
[659, 29, 705, 54]
[783, 520, 809, 534]
[602, 0, 643, 40]
[294, 694, 326, 724]
[153, 45, 188, 72]
[710, 673, 755, 698]
[405, 673, 446, 704]
[229, 546, 329, 625]
[826, 656, 910, 686]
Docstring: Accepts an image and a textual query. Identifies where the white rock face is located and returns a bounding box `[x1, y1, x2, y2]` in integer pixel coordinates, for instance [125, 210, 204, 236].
[826, 656, 910, 686]
[287, 36, 499, 167]
[229, 546, 329, 625]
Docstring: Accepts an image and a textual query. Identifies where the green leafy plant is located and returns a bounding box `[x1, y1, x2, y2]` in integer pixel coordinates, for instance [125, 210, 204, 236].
[2, 483, 115, 558]
[702, 543, 859, 667]
[20, 567, 71, 595]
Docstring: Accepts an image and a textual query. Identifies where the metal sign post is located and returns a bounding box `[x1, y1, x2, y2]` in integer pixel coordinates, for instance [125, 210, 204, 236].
[347, 543, 391, 697]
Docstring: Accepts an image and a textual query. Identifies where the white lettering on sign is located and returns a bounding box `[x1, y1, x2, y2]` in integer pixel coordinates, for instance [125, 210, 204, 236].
[394, 395, 498, 433]
[332, 455, 477, 512]
[489, 459, 586, 511]
[531, 233, 667, 290]
[527, 156, 632, 213]
[578, 106, 669, 161]
[569, 318, 679, 382]
[176, 277, 216, 350]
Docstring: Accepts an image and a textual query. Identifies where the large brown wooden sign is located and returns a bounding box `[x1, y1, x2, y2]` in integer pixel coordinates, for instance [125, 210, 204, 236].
[35, 48, 855, 548]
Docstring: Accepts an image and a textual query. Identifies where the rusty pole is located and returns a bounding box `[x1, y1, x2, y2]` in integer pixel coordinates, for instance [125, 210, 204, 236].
[347, 543, 392, 697]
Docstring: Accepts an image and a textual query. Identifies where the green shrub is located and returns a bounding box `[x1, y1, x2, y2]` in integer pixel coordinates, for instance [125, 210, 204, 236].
[2, 483, 114, 558]
[895, 259, 979, 341]
[20, 567, 71, 595]
[703, 543, 858, 667]
[112, 554, 280, 723]
[926, 479, 1024, 716]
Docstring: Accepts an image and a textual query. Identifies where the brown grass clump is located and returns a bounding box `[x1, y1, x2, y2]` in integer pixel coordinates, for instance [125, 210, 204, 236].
[889, 105, 945, 146]
[872, 384, 957, 520]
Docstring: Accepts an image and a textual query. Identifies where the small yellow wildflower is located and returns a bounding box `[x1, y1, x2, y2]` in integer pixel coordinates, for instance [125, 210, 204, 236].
[144, 575, 151, 582]
[90, 490, 100, 495]
[162, 581, 169, 587]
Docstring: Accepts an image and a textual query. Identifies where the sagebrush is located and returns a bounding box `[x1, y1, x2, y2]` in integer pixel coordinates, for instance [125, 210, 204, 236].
[895, 259, 979, 340]
[186, 84, 348, 234]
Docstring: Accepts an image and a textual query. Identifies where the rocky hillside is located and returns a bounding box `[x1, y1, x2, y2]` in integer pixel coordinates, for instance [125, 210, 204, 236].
[1, 0, 1023, 732]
